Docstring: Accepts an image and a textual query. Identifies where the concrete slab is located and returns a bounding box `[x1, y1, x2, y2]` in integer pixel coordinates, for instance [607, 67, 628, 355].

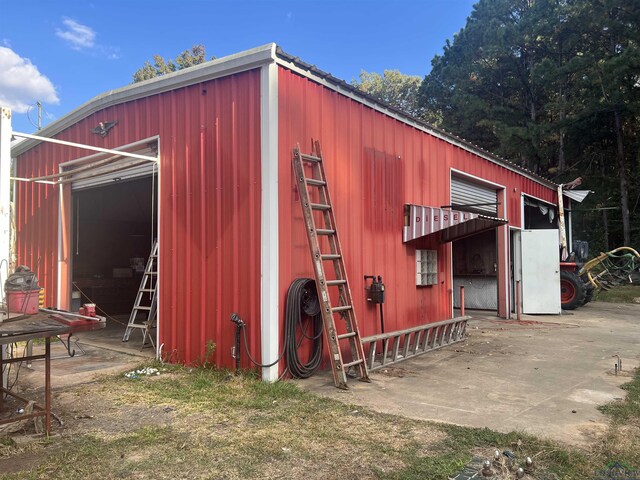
[296, 302, 640, 447]
[77, 315, 156, 358]
[15, 341, 144, 391]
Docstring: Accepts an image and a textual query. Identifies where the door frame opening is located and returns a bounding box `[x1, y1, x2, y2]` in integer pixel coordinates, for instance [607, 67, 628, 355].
[57, 136, 161, 352]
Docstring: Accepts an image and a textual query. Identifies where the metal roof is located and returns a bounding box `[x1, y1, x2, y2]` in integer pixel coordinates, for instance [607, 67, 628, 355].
[11, 44, 275, 157]
[10, 42, 559, 190]
[274, 47, 558, 190]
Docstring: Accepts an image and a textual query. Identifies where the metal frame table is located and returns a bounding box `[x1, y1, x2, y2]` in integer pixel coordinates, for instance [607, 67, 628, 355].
[0, 313, 105, 435]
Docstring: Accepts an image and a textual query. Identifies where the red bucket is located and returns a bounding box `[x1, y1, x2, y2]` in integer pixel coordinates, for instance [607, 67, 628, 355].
[7, 290, 41, 315]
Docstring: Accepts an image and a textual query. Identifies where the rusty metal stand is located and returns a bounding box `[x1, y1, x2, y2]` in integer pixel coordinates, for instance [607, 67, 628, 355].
[0, 337, 53, 434]
[0, 312, 104, 435]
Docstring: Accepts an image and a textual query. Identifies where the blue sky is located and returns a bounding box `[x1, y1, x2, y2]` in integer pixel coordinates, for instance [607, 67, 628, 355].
[1, 0, 476, 133]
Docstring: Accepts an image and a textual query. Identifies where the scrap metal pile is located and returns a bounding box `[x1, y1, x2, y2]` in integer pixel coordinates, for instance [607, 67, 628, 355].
[581, 247, 640, 291]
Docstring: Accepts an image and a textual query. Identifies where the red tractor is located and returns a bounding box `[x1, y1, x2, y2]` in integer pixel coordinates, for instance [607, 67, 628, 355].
[560, 246, 640, 310]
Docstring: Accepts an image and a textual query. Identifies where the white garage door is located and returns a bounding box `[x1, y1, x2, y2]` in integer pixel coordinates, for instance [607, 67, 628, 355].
[70, 145, 157, 191]
[451, 176, 498, 215]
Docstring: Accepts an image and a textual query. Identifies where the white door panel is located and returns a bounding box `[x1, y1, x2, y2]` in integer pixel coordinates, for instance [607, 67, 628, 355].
[521, 229, 561, 314]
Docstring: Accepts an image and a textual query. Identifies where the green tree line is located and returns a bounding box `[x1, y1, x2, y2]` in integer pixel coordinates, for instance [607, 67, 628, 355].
[133, 2, 639, 251]
[355, 0, 639, 251]
[417, 0, 640, 251]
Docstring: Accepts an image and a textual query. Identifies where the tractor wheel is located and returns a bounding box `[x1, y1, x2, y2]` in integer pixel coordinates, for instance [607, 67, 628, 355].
[582, 283, 594, 305]
[560, 270, 586, 310]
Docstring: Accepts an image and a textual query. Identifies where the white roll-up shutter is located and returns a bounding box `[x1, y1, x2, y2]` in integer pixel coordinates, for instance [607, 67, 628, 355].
[71, 146, 157, 191]
[451, 176, 498, 215]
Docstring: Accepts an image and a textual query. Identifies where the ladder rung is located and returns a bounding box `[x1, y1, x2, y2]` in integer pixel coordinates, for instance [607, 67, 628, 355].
[332, 305, 352, 313]
[326, 280, 347, 286]
[310, 203, 331, 211]
[342, 359, 364, 368]
[126, 324, 146, 330]
[306, 178, 326, 187]
[301, 153, 322, 163]
[140, 289, 155, 293]
[146, 272, 158, 276]
[135, 306, 152, 311]
[317, 229, 335, 235]
[321, 254, 341, 260]
[338, 332, 357, 340]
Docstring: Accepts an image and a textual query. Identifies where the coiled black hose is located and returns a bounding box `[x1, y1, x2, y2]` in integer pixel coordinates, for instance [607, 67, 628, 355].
[235, 278, 323, 378]
[285, 278, 323, 378]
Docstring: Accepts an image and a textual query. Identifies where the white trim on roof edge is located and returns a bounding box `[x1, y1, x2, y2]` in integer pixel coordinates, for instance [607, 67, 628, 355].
[12, 43, 277, 157]
[273, 55, 558, 191]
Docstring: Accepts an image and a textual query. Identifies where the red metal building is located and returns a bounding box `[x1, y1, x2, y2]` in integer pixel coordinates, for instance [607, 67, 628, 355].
[11, 44, 564, 381]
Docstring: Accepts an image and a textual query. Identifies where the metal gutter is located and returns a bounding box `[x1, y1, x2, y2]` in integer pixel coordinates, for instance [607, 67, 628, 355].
[274, 47, 559, 190]
[12, 43, 277, 157]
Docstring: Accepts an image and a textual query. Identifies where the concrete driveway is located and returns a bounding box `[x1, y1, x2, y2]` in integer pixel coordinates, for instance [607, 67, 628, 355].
[296, 301, 640, 446]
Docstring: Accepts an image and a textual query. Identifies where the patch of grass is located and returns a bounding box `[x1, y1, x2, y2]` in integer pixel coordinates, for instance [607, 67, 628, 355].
[3, 426, 181, 480]
[3, 364, 637, 479]
[95, 365, 599, 479]
[385, 425, 591, 480]
[594, 284, 640, 303]
[596, 368, 640, 469]
[112, 363, 310, 414]
[599, 368, 640, 422]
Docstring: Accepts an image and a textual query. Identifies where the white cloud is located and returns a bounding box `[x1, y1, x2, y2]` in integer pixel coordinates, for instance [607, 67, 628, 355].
[55, 18, 119, 59]
[0, 47, 59, 113]
[56, 18, 96, 50]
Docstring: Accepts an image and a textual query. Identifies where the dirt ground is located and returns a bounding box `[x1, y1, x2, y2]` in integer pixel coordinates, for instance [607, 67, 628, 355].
[1, 301, 639, 479]
[1, 368, 455, 479]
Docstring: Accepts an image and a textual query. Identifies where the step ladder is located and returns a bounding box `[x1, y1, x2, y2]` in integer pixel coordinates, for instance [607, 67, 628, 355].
[123, 240, 158, 347]
[292, 141, 370, 389]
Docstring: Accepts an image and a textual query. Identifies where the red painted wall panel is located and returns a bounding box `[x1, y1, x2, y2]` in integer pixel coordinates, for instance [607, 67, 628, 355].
[277, 67, 556, 339]
[15, 69, 262, 368]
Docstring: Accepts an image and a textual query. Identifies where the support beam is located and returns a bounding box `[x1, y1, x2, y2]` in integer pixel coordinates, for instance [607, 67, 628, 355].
[260, 50, 279, 382]
[557, 185, 568, 261]
[497, 189, 509, 318]
[12, 132, 158, 163]
[0, 108, 12, 319]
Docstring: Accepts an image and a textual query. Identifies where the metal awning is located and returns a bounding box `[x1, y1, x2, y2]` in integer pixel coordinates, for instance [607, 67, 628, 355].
[403, 204, 507, 244]
[563, 189, 592, 203]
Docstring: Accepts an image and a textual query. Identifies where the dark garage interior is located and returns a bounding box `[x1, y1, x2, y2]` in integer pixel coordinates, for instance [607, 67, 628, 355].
[71, 176, 157, 318]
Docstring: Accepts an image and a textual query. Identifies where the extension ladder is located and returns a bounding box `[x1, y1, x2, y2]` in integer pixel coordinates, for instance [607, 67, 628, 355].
[123, 240, 158, 348]
[361, 316, 469, 371]
[292, 141, 370, 389]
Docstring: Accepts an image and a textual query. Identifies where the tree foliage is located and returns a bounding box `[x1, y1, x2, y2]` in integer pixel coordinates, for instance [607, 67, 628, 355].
[133, 45, 213, 83]
[419, 0, 640, 248]
[352, 70, 437, 121]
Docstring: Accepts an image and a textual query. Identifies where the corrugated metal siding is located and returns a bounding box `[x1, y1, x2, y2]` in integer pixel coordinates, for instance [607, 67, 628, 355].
[15, 152, 59, 306]
[277, 67, 556, 339]
[15, 69, 262, 368]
